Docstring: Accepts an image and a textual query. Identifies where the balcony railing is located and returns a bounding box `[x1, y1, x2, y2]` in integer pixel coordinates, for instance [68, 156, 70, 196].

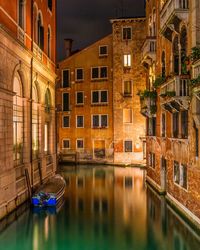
[18, 26, 25, 44]
[160, 76, 190, 111]
[33, 42, 43, 61]
[141, 37, 156, 66]
[160, 0, 189, 36]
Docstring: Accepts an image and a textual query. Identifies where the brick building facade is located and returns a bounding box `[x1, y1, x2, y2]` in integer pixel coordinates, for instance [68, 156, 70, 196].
[56, 17, 146, 164]
[0, 0, 56, 219]
[141, 0, 200, 225]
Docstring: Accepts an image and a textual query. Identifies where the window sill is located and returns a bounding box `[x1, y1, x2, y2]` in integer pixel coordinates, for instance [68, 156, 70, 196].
[92, 127, 108, 129]
[76, 104, 84, 107]
[91, 103, 108, 106]
[91, 78, 108, 82]
[173, 182, 188, 192]
[99, 54, 108, 58]
[75, 80, 84, 83]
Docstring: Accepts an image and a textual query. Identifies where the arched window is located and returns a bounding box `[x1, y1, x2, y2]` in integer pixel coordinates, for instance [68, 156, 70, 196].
[13, 74, 23, 165]
[173, 36, 180, 75]
[180, 26, 188, 74]
[37, 13, 44, 50]
[47, 26, 51, 58]
[44, 88, 51, 154]
[18, 0, 25, 29]
[48, 0, 52, 11]
[153, 9, 156, 36]
[161, 51, 166, 78]
[32, 85, 39, 159]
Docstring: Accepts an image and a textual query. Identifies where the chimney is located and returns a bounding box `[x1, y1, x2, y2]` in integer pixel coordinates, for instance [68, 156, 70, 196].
[64, 38, 73, 58]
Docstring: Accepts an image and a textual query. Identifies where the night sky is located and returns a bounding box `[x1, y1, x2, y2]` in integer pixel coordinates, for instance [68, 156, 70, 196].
[56, 0, 145, 61]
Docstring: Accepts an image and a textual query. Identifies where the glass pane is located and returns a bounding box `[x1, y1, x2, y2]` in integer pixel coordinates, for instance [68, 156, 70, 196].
[92, 91, 99, 103]
[100, 67, 107, 78]
[101, 91, 108, 103]
[101, 115, 108, 127]
[93, 115, 99, 127]
[92, 68, 99, 79]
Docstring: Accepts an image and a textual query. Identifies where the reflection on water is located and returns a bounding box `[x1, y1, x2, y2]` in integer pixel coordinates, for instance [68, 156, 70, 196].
[0, 166, 199, 250]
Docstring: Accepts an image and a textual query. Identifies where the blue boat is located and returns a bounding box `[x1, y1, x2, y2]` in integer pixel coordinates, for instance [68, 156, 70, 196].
[32, 175, 66, 207]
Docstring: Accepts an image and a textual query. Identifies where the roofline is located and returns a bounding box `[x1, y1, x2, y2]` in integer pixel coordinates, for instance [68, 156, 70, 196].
[110, 17, 146, 23]
[58, 33, 112, 64]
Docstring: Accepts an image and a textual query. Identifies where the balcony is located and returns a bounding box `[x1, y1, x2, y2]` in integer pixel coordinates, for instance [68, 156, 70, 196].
[139, 91, 157, 117]
[160, 0, 189, 40]
[141, 37, 156, 67]
[160, 76, 190, 112]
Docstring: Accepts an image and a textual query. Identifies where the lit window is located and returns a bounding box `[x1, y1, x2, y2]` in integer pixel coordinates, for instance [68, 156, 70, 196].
[99, 45, 108, 56]
[123, 81, 132, 96]
[123, 109, 133, 123]
[77, 116, 84, 128]
[75, 68, 84, 81]
[44, 123, 49, 153]
[124, 54, 131, 67]
[122, 27, 132, 40]
[124, 141, 132, 152]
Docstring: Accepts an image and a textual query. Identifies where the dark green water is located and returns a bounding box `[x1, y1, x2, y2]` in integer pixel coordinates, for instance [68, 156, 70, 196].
[0, 166, 200, 250]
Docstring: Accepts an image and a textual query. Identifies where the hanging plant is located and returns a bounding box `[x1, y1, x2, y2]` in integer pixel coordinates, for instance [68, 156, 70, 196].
[153, 76, 166, 88]
[150, 105, 157, 114]
[190, 74, 200, 87]
[191, 47, 200, 62]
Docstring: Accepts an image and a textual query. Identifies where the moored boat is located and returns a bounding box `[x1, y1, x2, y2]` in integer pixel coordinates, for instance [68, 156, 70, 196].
[32, 174, 66, 207]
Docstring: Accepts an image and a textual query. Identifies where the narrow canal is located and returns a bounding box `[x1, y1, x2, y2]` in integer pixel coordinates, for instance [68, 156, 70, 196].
[0, 166, 200, 250]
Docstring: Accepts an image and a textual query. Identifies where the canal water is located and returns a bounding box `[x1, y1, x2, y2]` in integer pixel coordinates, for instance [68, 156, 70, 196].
[0, 166, 200, 250]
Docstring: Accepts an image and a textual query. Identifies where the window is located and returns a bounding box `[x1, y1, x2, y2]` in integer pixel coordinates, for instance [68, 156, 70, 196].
[124, 54, 131, 67]
[63, 93, 70, 111]
[148, 117, 156, 136]
[13, 75, 23, 165]
[174, 161, 187, 189]
[62, 69, 70, 88]
[63, 116, 70, 128]
[125, 177, 133, 188]
[123, 81, 132, 96]
[172, 112, 179, 138]
[161, 51, 166, 78]
[161, 113, 166, 137]
[149, 152, 156, 168]
[194, 122, 199, 158]
[47, 27, 51, 58]
[63, 139, 70, 149]
[92, 90, 108, 104]
[173, 36, 179, 75]
[99, 45, 108, 56]
[76, 92, 84, 105]
[91, 66, 108, 80]
[48, 0, 52, 11]
[45, 88, 51, 113]
[75, 68, 84, 81]
[77, 139, 84, 149]
[124, 140, 132, 152]
[123, 109, 133, 123]
[18, 0, 25, 29]
[32, 86, 39, 160]
[92, 115, 108, 128]
[181, 110, 188, 138]
[76, 116, 84, 128]
[37, 13, 44, 50]
[122, 27, 132, 40]
[44, 123, 49, 153]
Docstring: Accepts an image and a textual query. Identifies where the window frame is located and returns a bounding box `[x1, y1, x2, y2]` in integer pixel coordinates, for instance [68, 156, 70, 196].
[99, 45, 108, 57]
[62, 69, 70, 88]
[122, 26, 132, 40]
[76, 115, 84, 128]
[91, 114, 108, 128]
[75, 68, 84, 82]
[62, 115, 70, 128]
[63, 139, 70, 149]
[123, 54, 132, 68]
[123, 108, 133, 124]
[91, 90, 108, 105]
[76, 138, 84, 149]
[123, 80, 132, 96]
[62, 92, 70, 111]
[91, 66, 108, 80]
[124, 140, 133, 152]
[76, 91, 84, 105]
